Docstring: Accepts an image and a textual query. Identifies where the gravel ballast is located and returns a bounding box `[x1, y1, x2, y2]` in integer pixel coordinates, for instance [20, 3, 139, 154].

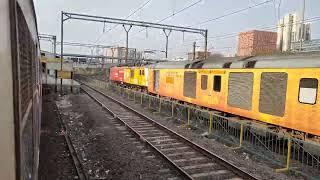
[56, 92, 182, 179]
[38, 90, 78, 180]
[92, 84, 305, 180]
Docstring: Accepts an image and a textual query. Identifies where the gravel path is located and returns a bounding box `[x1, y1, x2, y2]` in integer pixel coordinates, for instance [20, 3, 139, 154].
[56, 93, 182, 179]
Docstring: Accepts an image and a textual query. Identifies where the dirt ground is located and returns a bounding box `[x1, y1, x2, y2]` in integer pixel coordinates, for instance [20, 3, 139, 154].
[38, 89, 78, 180]
[56, 92, 182, 179]
[93, 85, 306, 180]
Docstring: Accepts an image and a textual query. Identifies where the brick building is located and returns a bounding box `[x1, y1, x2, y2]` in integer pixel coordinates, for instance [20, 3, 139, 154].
[237, 30, 277, 57]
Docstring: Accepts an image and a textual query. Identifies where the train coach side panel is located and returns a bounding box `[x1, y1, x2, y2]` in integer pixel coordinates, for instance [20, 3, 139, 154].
[195, 69, 227, 110]
[252, 68, 320, 136]
[0, 0, 16, 179]
[147, 69, 155, 93]
[149, 67, 320, 136]
[219, 68, 320, 136]
[123, 68, 131, 84]
[158, 69, 185, 101]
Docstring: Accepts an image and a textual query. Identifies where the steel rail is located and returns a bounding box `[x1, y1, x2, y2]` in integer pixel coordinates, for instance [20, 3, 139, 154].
[80, 83, 258, 180]
[55, 102, 88, 180]
[81, 86, 192, 179]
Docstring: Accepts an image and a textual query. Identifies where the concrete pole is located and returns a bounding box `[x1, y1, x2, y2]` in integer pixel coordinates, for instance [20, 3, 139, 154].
[53, 36, 57, 59]
[134, 48, 137, 65]
[163, 29, 172, 59]
[204, 29, 208, 59]
[193, 42, 196, 60]
[123, 25, 132, 64]
[60, 12, 64, 92]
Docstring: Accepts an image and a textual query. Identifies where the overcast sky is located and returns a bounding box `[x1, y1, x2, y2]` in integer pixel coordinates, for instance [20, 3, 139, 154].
[34, 0, 320, 59]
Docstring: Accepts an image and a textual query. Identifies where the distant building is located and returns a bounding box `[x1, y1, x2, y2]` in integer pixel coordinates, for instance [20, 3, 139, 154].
[237, 30, 277, 57]
[187, 51, 211, 60]
[172, 57, 187, 61]
[277, 13, 311, 52]
[105, 46, 142, 63]
[40, 51, 73, 76]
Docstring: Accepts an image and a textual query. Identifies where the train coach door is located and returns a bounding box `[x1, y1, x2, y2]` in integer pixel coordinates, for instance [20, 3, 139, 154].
[210, 74, 222, 106]
[154, 70, 160, 92]
[144, 68, 149, 86]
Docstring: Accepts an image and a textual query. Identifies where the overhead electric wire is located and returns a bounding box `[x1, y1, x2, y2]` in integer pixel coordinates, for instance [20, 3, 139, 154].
[159, 0, 276, 55]
[111, 0, 203, 45]
[187, 0, 273, 27]
[119, 0, 272, 55]
[183, 16, 320, 43]
[125, 0, 152, 19]
[157, 0, 202, 23]
[171, 16, 320, 54]
[206, 16, 320, 41]
[94, 0, 152, 44]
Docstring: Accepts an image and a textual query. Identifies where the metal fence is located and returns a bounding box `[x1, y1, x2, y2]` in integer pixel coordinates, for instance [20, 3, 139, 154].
[292, 39, 320, 52]
[76, 75, 320, 179]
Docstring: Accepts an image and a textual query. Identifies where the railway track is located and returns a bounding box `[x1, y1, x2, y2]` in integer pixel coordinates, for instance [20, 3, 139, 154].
[80, 83, 258, 180]
[55, 102, 88, 180]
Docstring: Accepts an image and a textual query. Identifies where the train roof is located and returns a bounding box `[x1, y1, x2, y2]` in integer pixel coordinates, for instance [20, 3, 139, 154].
[151, 60, 193, 69]
[248, 54, 320, 68]
[193, 56, 245, 69]
[229, 53, 320, 68]
[151, 53, 320, 69]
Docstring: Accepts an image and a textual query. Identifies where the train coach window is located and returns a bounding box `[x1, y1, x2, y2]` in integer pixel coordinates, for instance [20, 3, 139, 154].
[259, 72, 287, 116]
[130, 70, 134, 78]
[141, 70, 145, 75]
[183, 71, 197, 98]
[201, 75, 208, 90]
[213, 76, 221, 92]
[299, 78, 318, 104]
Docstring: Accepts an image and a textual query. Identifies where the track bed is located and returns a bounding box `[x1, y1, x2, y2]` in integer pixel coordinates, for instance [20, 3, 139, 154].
[81, 84, 257, 180]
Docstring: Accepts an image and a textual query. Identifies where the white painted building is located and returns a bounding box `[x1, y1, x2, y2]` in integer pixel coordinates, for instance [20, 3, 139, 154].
[277, 13, 311, 52]
[104, 46, 142, 63]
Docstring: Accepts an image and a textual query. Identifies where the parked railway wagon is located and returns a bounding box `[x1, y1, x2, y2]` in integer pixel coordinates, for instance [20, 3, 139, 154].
[110, 54, 320, 140]
[0, 0, 41, 179]
[147, 55, 320, 139]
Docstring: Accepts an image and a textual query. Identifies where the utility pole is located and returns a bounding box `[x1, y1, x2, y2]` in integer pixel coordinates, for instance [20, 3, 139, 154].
[59, 12, 207, 64]
[123, 25, 132, 64]
[300, 0, 306, 51]
[193, 42, 196, 60]
[60, 11, 64, 93]
[163, 29, 172, 59]
[52, 36, 57, 84]
[53, 36, 57, 58]
[134, 48, 137, 65]
[204, 29, 208, 59]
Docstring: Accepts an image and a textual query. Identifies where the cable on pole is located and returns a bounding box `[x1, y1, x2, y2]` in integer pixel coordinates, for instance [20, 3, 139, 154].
[188, 0, 273, 27]
[94, 0, 152, 44]
[112, 0, 203, 45]
[157, 0, 202, 23]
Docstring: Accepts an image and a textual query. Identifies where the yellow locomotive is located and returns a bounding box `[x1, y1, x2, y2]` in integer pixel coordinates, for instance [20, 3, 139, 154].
[123, 66, 148, 88]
